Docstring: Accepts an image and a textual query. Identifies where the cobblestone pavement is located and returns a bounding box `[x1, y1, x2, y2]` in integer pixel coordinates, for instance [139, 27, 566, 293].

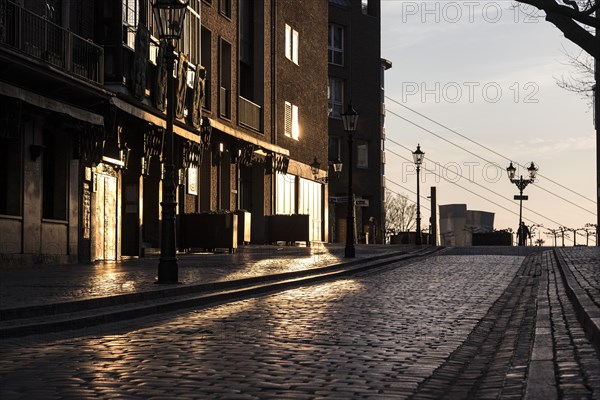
[545, 251, 600, 399]
[1, 249, 598, 399]
[410, 254, 541, 399]
[0, 245, 406, 309]
[556, 247, 600, 308]
[0, 254, 522, 399]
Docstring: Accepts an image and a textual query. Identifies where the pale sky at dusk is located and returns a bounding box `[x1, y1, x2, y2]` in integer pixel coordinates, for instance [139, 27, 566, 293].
[380, 0, 597, 245]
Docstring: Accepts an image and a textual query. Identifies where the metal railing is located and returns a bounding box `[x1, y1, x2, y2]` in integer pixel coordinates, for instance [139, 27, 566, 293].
[239, 96, 261, 131]
[0, 0, 104, 84]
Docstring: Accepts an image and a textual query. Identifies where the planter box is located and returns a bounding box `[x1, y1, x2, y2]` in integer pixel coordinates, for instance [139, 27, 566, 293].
[235, 210, 251, 245]
[181, 213, 238, 253]
[267, 214, 310, 245]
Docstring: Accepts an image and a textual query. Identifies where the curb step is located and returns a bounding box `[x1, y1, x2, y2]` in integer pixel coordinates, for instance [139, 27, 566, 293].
[0, 247, 441, 338]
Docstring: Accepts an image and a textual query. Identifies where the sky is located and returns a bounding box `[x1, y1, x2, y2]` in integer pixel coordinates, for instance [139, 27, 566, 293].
[380, 0, 597, 245]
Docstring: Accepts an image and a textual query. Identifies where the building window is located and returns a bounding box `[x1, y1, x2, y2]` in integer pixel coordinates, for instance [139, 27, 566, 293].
[201, 26, 212, 110]
[285, 24, 299, 65]
[328, 136, 341, 162]
[219, 38, 232, 119]
[357, 140, 368, 169]
[284, 101, 299, 140]
[328, 77, 343, 119]
[0, 123, 22, 216]
[122, 0, 138, 48]
[220, 0, 231, 18]
[182, 1, 201, 65]
[328, 24, 343, 66]
[361, 0, 369, 14]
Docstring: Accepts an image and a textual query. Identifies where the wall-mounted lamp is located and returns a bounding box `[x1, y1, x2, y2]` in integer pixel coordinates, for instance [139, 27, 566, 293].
[29, 144, 45, 161]
[310, 157, 342, 183]
[119, 143, 131, 170]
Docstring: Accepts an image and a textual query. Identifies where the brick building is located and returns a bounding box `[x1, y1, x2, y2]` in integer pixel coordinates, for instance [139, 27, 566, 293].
[0, 0, 328, 265]
[327, 0, 391, 244]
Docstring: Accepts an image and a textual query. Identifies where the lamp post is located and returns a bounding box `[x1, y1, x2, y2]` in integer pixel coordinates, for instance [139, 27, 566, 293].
[412, 144, 424, 245]
[153, 0, 188, 283]
[506, 161, 538, 246]
[341, 103, 359, 258]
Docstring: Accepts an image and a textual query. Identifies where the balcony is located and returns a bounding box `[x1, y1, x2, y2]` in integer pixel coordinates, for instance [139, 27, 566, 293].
[0, 0, 104, 84]
[239, 96, 261, 132]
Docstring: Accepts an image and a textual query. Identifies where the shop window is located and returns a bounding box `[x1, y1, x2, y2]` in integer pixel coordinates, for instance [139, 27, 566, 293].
[42, 131, 69, 221]
[0, 127, 22, 216]
[276, 172, 296, 215]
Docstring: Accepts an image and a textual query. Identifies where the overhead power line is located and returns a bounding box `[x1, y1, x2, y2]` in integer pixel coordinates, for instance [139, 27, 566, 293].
[384, 106, 596, 217]
[385, 95, 596, 206]
[385, 143, 588, 245]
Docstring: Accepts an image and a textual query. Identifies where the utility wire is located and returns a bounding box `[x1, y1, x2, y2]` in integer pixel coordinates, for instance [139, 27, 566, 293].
[385, 144, 584, 245]
[387, 137, 545, 220]
[385, 95, 597, 206]
[385, 107, 596, 217]
[387, 151, 596, 245]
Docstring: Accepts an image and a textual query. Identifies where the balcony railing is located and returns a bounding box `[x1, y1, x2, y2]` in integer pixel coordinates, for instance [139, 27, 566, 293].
[0, 0, 104, 84]
[239, 96, 261, 132]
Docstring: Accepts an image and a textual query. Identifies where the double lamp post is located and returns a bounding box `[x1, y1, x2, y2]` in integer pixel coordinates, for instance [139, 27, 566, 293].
[506, 161, 538, 246]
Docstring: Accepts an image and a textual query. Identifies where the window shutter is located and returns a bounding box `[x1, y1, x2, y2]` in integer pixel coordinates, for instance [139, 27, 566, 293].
[284, 101, 292, 136]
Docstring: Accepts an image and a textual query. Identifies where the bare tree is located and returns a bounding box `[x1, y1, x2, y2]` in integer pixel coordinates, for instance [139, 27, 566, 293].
[555, 48, 595, 105]
[515, 0, 599, 60]
[384, 191, 416, 238]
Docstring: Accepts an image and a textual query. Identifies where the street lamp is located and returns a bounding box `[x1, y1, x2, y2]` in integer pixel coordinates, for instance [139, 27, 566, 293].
[506, 161, 538, 246]
[153, 0, 188, 283]
[412, 144, 424, 245]
[341, 102, 359, 257]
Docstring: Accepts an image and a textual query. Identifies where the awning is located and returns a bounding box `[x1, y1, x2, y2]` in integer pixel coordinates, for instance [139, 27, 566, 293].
[110, 97, 199, 142]
[210, 119, 289, 156]
[111, 96, 290, 156]
[0, 82, 104, 125]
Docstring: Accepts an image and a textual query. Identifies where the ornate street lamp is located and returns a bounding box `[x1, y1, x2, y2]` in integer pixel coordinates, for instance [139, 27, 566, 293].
[153, 0, 188, 283]
[506, 161, 538, 246]
[341, 102, 359, 257]
[412, 144, 425, 245]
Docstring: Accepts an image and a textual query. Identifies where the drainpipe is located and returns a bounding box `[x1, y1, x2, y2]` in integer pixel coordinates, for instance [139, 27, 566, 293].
[270, 0, 277, 216]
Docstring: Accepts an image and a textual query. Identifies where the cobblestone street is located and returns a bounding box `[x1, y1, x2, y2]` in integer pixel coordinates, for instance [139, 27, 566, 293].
[1, 249, 599, 399]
